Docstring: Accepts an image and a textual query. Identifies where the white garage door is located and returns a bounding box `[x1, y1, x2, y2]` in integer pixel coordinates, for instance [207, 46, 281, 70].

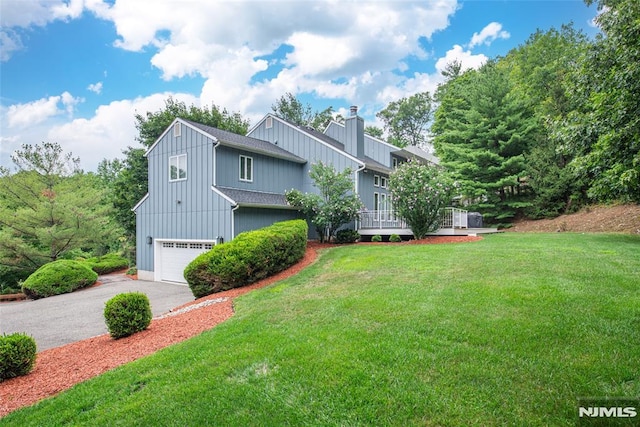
[159, 241, 213, 283]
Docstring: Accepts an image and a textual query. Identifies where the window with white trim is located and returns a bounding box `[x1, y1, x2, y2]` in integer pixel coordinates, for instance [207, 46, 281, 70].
[169, 154, 187, 181]
[392, 157, 398, 169]
[381, 177, 388, 189]
[374, 175, 380, 187]
[240, 155, 253, 182]
[374, 192, 379, 211]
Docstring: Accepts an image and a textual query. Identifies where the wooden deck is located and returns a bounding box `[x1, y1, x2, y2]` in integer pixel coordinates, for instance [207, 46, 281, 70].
[357, 227, 499, 237]
[357, 209, 499, 237]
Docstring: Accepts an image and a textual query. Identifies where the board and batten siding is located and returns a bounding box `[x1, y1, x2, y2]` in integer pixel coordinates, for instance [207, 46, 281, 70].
[235, 207, 302, 236]
[215, 146, 305, 192]
[135, 122, 235, 275]
[248, 118, 362, 194]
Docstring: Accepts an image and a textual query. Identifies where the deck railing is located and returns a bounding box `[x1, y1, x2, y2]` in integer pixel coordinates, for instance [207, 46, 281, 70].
[358, 208, 468, 230]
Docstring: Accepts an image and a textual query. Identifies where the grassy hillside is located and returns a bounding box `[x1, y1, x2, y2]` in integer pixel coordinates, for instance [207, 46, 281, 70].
[3, 233, 639, 426]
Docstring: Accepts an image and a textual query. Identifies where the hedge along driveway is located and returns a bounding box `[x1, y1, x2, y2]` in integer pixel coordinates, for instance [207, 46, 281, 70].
[0, 276, 194, 351]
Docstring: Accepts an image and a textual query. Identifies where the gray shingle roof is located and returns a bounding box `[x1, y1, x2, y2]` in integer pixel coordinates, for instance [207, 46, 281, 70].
[183, 119, 306, 164]
[214, 186, 294, 209]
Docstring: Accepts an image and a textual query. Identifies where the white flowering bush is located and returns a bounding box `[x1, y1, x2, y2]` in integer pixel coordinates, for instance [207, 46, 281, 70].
[389, 159, 455, 239]
[286, 162, 363, 243]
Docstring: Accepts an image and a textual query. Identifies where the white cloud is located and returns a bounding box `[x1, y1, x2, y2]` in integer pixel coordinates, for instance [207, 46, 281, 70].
[469, 22, 510, 48]
[85, 0, 459, 114]
[6, 92, 81, 128]
[87, 82, 103, 94]
[0, 0, 88, 61]
[435, 45, 488, 75]
[1, 93, 199, 172]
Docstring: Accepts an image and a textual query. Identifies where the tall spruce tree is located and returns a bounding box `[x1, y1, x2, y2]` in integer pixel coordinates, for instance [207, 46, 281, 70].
[433, 61, 537, 225]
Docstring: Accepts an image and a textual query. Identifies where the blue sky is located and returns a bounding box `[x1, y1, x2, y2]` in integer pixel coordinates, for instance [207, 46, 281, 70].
[1, 0, 600, 171]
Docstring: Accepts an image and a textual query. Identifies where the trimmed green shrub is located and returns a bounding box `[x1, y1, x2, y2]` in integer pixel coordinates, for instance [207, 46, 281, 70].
[185, 219, 308, 298]
[0, 333, 37, 381]
[84, 253, 129, 275]
[21, 260, 98, 299]
[335, 229, 360, 244]
[390, 234, 402, 243]
[104, 292, 152, 339]
[371, 234, 382, 242]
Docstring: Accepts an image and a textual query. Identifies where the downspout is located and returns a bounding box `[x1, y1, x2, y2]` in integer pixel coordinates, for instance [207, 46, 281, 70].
[231, 204, 240, 239]
[354, 163, 366, 231]
[212, 138, 219, 187]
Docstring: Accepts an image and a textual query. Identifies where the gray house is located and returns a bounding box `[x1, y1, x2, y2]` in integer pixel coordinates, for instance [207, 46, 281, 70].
[134, 106, 437, 283]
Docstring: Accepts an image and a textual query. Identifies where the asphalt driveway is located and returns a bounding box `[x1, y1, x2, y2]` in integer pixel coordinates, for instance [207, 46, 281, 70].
[0, 274, 196, 351]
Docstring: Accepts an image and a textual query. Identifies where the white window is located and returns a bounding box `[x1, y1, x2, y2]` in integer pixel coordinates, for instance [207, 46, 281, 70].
[374, 175, 380, 187]
[240, 155, 253, 182]
[392, 158, 398, 169]
[374, 192, 379, 211]
[266, 116, 273, 129]
[173, 123, 181, 137]
[381, 177, 388, 189]
[169, 154, 187, 181]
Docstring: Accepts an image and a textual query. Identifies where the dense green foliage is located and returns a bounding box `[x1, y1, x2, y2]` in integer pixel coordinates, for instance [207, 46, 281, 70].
[0, 333, 36, 381]
[103, 292, 152, 339]
[503, 25, 590, 217]
[4, 233, 638, 425]
[185, 220, 308, 298]
[21, 260, 98, 299]
[0, 143, 121, 291]
[376, 91, 434, 148]
[389, 159, 455, 239]
[83, 253, 130, 275]
[286, 162, 363, 243]
[556, 0, 640, 202]
[431, 4, 639, 219]
[371, 234, 382, 242]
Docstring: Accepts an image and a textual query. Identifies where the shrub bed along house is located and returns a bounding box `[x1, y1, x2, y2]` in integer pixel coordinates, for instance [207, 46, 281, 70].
[21, 260, 98, 299]
[0, 333, 37, 381]
[184, 220, 308, 298]
[104, 292, 152, 339]
[83, 253, 129, 275]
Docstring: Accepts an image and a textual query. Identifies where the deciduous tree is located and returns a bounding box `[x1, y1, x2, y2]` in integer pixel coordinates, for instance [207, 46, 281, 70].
[388, 159, 455, 239]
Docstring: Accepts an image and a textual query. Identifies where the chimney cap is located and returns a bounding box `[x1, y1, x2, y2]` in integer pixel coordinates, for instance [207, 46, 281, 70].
[350, 105, 358, 116]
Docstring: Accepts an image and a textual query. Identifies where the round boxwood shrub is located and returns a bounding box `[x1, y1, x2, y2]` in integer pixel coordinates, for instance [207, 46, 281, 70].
[83, 253, 129, 275]
[0, 333, 37, 381]
[104, 292, 152, 339]
[21, 260, 98, 299]
[389, 234, 402, 243]
[336, 229, 360, 244]
[371, 234, 382, 242]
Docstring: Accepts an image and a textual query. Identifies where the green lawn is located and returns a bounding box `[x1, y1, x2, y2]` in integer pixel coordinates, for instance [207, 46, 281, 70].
[2, 233, 639, 426]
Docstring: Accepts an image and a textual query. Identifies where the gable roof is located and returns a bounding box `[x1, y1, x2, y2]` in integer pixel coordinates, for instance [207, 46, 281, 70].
[146, 118, 306, 164]
[249, 114, 365, 168]
[212, 186, 295, 209]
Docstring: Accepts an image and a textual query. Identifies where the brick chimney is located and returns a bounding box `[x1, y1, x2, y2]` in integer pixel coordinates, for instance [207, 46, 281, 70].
[344, 105, 364, 159]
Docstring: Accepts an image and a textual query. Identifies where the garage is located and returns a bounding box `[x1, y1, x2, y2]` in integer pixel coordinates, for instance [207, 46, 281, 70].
[158, 241, 213, 283]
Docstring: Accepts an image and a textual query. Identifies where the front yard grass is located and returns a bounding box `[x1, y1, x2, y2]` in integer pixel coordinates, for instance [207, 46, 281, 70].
[2, 233, 639, 426]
